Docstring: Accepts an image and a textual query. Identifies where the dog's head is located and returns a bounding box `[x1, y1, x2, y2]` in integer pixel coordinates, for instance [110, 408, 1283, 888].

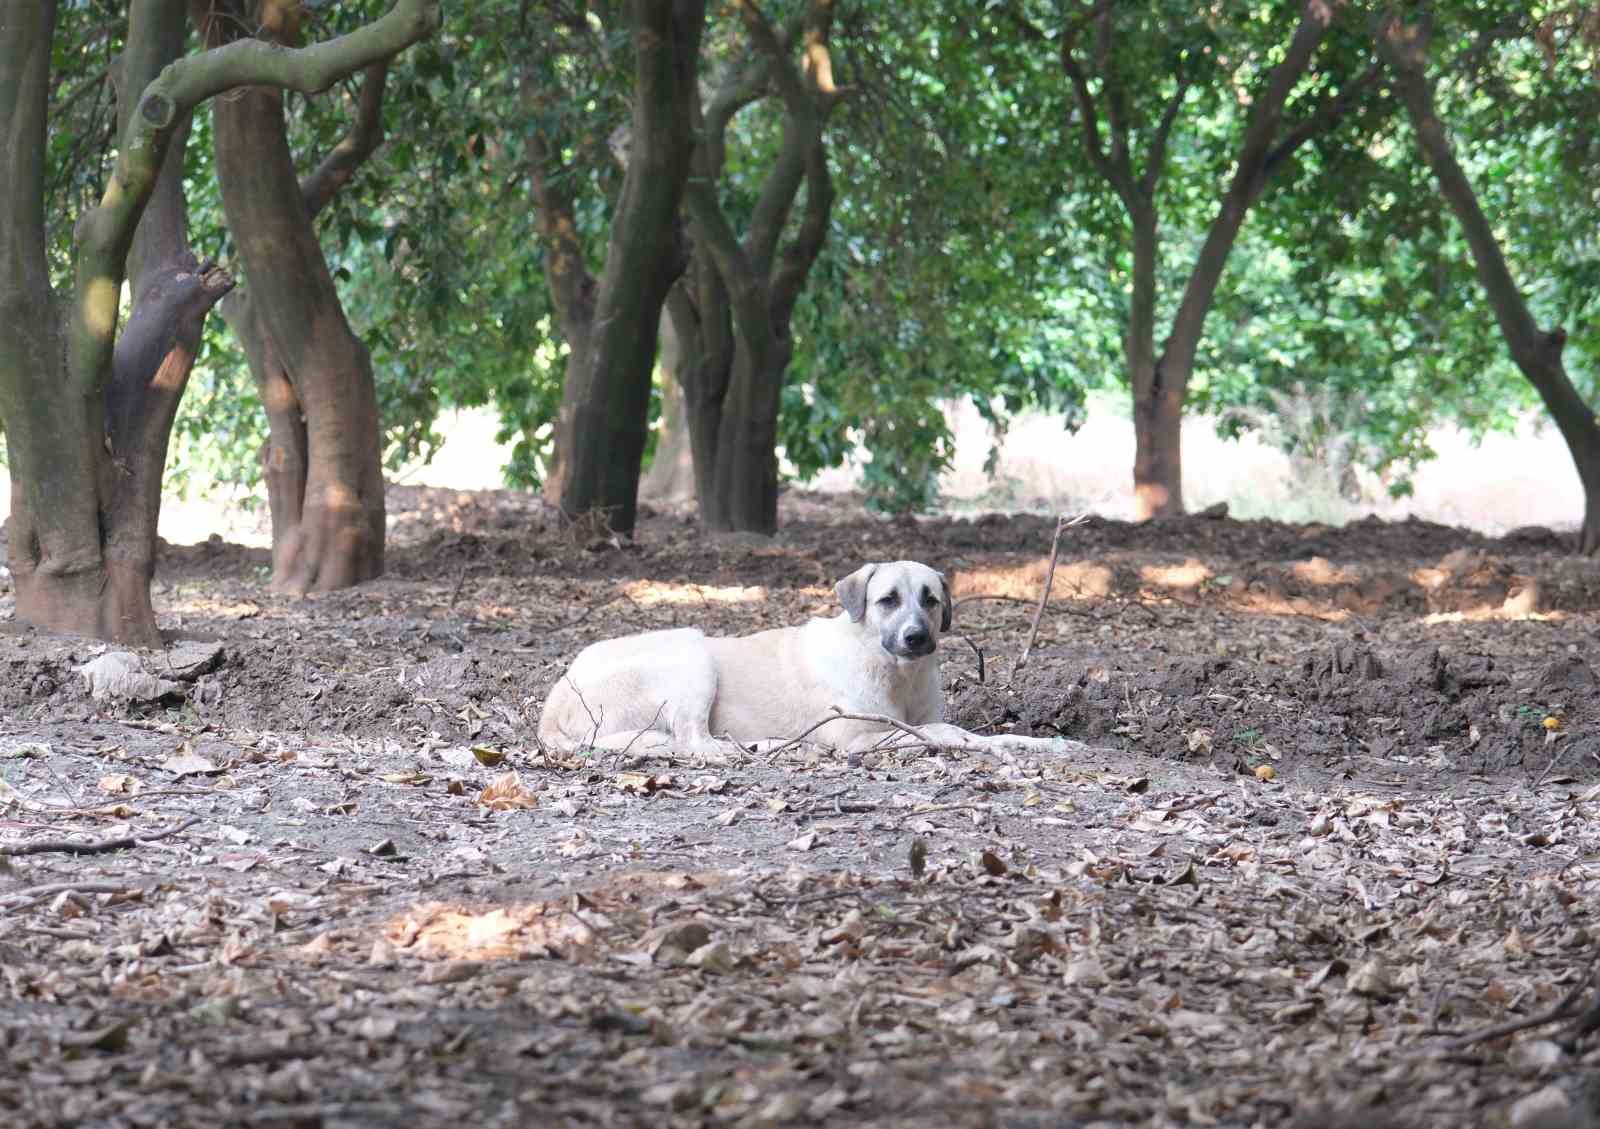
[835, 561, 952, 660]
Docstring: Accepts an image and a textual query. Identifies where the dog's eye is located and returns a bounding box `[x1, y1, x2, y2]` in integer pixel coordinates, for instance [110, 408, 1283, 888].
[922, 591, 940, 608]
[876, 593, 899, 608]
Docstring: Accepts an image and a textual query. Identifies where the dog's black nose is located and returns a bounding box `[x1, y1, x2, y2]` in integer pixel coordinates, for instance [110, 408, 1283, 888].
[902, 626, 929, 649]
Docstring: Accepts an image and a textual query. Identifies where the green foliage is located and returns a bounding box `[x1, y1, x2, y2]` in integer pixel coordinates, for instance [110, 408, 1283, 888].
[27, 0, 1600, 525]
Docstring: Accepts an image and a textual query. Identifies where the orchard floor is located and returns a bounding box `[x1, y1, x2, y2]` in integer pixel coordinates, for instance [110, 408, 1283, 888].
[3, 487, 1600, 1128]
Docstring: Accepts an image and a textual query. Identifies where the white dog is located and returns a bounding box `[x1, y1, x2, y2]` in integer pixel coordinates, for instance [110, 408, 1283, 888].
[538, 561, 1078, 757]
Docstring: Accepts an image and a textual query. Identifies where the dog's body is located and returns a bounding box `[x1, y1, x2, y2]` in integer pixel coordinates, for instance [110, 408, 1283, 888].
[538, 561, 1075, 757]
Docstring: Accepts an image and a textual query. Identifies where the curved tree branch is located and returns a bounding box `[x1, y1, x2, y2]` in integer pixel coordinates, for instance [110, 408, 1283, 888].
[770, 132, 832, 330]
[1252, 59, 1384, 204]
[1375, 9, 1600, 552]
[68, 0, 441, 399]
[1058, 13, 1136, 204]
[1140, 78, 1190, 198]
[684, 179, 770, 346]
[301, 60, 390, 219]
[737, 0, 824, 277]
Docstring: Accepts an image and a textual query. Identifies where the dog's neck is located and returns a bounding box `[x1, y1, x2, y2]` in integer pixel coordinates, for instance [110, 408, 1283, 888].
[813, 612, 939, 715]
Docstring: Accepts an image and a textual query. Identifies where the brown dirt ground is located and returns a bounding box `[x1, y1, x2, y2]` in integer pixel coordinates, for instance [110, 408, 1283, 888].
[3, 485, 1600, 1129]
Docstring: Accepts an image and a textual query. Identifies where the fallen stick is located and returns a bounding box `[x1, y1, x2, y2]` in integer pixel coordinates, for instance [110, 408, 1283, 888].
[1436, 958, 1596, 1051]
[1008, 513, 1086, 685]
[0, 880, 145, 910]
[766, 707, 946, 756]
[0, 816, 201, 859]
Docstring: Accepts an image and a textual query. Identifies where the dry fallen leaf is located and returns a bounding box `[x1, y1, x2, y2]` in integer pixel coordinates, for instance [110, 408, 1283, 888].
[60, 1020, 132, 1052]
[1347, 957, 1393, 999]
[379, 771, 432, 786]
[478, 770, 537, 810]
[615, 771, 659, 794]
[161, 750, 220, 778]
[685, 940, 734, 974]
[1063, 956, 1109, 987]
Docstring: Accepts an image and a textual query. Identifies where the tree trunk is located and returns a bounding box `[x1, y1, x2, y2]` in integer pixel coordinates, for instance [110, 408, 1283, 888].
[5, 0, 232, 644]
[706, 342, 787, 533]
[675, 1, 842, 534]
[2, 0, 435, 643]
[1060, 1, 1368, 522]
[639, 309, 696, 504]
[1124, 203, 1180, 519]
[1380, 15, 1600, 555]
[533, 0, 705, 538]
[221, 294, 310, 579]
[201, 2, 387, 593]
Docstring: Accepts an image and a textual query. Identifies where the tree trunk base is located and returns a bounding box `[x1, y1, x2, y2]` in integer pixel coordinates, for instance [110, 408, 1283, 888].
[271, 500, 384, 595]
[13, 560, 161, 646]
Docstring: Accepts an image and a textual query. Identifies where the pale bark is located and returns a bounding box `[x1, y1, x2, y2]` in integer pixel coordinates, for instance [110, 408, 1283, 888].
[639, 309, 697, 503]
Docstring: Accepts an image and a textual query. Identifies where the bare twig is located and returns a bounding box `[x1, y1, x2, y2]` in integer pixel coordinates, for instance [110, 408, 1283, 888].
[0, 816, 201, 858]
[1009, 514, 1087, 684]
[0, 880, 146, 910]
[1535, 737, 1573, 788]
[552, 592, 631, 631]
[896, 801, 991, 820]
[1435, 959, 1597, 1051]
[609, 702, 670, 768]
[961, 635, 985, 684]
[767, 707, 944, 755]
[952, 594, 1036, 609]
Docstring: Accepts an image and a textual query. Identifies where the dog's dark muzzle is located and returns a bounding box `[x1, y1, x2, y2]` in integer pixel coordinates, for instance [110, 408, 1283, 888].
[885, 623, 935, 659]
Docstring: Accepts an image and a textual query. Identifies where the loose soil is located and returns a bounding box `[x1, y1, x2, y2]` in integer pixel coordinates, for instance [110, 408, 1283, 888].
[3, 486, 1600, 1128]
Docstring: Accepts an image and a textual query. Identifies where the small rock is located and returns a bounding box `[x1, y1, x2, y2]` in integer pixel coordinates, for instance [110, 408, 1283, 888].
[1507, 1084, 1576, 1129]
[1347, 957, 1392, 999]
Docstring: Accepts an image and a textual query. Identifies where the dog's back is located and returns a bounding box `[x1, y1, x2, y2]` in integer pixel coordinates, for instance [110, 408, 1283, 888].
[538, 628, 713, 751]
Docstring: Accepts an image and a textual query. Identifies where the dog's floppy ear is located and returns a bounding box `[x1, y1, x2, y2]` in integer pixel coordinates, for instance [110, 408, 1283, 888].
[937, 570, 953, 632]
[835, 564, 877, 623]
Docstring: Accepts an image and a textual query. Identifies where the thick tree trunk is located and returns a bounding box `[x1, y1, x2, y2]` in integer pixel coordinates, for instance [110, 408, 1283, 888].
[705, 343, 786, 533]
[1, 0, 436, 642]
[675, 2, 841, 534]
[1, 1, 119, 639]
[203, 4, 386, 593]
[1380, 15, 1600, 555]
[5, 0, 232, 643]
[534, 0, 705, 537]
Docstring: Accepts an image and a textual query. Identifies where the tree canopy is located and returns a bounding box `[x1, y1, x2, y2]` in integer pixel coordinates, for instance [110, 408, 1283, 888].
[8, 0, 1600, 579]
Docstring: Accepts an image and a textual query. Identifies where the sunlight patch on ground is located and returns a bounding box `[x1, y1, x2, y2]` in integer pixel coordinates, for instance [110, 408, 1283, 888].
[1138, 560, 1213, 590]
[1290, 557, 1359, 586]
[386, 902, 603, 962]
[623, 579, 770, 606]
[954, 561, 1114, 601]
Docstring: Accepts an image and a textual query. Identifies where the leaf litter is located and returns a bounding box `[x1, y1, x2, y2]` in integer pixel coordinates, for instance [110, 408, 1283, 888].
[2, 486, 1600, 1126]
